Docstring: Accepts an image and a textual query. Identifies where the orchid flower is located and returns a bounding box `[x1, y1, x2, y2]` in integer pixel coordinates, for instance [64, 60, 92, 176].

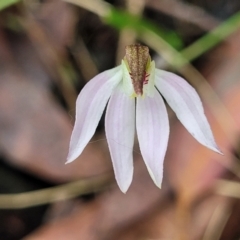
[66, 44, 221, 193]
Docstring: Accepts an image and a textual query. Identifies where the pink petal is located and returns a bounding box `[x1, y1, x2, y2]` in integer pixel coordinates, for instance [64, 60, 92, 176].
[66, 66, 122, 163]
[136, 89, 169, 188]
[105, 85, 135, 193]
[155, 69, 222, 154]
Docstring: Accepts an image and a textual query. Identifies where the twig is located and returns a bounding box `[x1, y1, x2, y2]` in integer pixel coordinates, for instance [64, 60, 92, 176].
[145, 0, 220, 31]
[0, 173, 113, 209]
[215, 179, 240, 199]
[202, 199, 232, 240]
[18, 9, 78, 111]
[72, 37, 99, 81]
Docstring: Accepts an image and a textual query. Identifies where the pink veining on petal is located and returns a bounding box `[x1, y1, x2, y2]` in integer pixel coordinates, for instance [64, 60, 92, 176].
[66, 66, 122, 163]
[155, 69, 222, 154]
[136, 88, 169, 188]
[105, 85, 135, 193]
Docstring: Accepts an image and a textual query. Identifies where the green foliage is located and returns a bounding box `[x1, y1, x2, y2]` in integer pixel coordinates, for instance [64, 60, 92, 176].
[0, 0, 20, 10]
[182, 12, 240, 62]
[104, 8, 183, 50]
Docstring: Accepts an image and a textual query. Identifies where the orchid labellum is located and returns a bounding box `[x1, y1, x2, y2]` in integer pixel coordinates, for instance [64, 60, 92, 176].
[67, 44, 221, 193]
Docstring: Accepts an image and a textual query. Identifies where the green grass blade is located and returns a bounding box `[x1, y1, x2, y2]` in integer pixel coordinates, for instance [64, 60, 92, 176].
[0, 0, 21, 10]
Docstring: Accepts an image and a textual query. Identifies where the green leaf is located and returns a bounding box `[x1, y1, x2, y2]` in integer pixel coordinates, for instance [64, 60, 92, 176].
[104, 8, 183, 49]
[0, 0, 21, 11]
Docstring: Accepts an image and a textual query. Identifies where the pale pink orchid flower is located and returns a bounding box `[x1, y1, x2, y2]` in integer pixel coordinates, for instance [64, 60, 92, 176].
[66, 44, 221, 193]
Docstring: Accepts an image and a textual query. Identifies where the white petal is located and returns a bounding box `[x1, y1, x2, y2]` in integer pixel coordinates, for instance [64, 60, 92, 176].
[136, 89, 169, 188]
[66, 66, 122, 163]
[105, 85, 135, 193]
[155, 69, 222, 154]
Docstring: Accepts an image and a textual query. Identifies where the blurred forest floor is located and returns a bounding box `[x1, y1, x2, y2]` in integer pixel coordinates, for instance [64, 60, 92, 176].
[1, 0, 240, 239]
